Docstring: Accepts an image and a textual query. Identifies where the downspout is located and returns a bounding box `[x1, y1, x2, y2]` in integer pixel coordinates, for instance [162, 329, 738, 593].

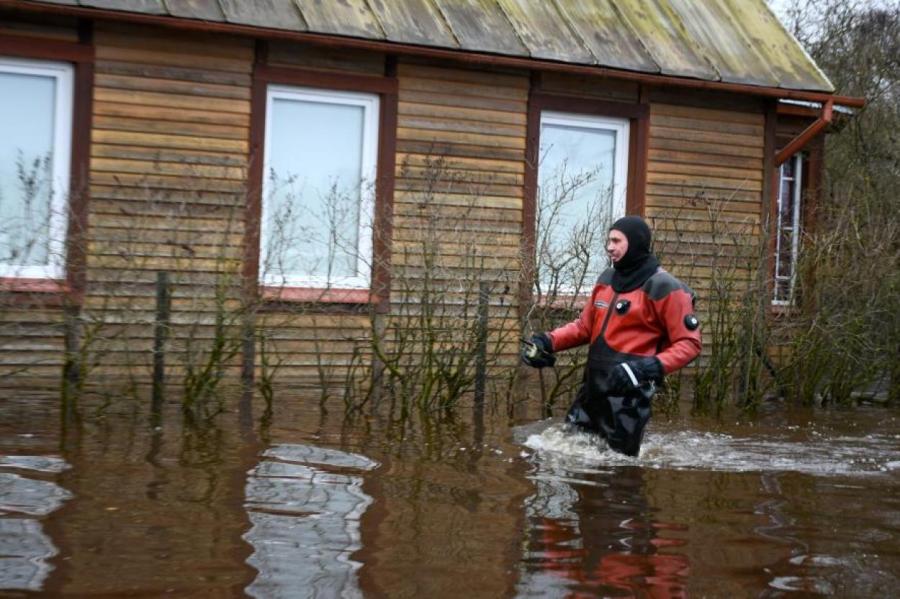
[774, 98, 834, 166]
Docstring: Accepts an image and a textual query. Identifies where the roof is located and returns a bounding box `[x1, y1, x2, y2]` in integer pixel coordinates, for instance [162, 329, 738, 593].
[25, 0, 834, 93]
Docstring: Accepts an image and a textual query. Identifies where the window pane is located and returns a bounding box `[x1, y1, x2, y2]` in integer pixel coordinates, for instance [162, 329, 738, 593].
[537, 119, 621, 293]
[265, 96, 367, 282]
[0, 71, 56, 268]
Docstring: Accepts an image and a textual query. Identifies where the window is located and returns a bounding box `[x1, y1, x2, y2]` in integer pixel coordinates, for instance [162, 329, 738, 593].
[773, 154, 803, 305]
[536, 111, 629, 295]
[260, 85, 379, 290]
[0, 56, 73, 279]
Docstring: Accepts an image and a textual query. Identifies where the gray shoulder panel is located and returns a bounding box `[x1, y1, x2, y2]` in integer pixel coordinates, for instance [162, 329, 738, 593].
[596, 268, 615, 286]
[643, 271, 695, 301]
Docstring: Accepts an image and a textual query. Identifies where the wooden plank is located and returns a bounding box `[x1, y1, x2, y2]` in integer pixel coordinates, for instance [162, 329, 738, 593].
[90, 172, 248, 193]
[398, 165, 523, 186]
[652, 103, 763, 125]
[649, 137, 762, 159]
[93, 227, 243, 246]
[95, 73, 251, 100]
[399, 75, 528, 101]
[394, 189, 522, 211]
[394, 178, 522, 199]
[648, 148, 761, 170]
[90, 214, 242, 234]
[398, 115, 524, 138]
[393, 216, 521, 235]
[88, 240, 243, 260]
[650, 125, 764, 148]
[95, 23, 253, 61]
[646, 195, 761, 215]
[94, 100, 249, 128]
[396, 153, 523, 174]
[267, 41, 385, 74]
[396, 140, 524, 162]
[96, 59, 250, 86]
[94, 88, 250, 114]
[95, 44, 252, 73]
[396, 127, 526, 150]
[647, 172, 763, 192]
[399, 101, 527, 126]
[647, 161, 763, 182]
[91, 157, 246, 180]
[92, 129, 248, 153]
[398, 63, 528, 90]
[393, 204, 520, 223]
[91, 144, 247, 167]
[93, 115, 249, 141]
[399, 90, 527, 114]
[650, 114, 764, 137]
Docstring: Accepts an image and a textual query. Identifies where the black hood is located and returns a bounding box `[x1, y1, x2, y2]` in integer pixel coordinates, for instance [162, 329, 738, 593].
[609, 215, 659, 293]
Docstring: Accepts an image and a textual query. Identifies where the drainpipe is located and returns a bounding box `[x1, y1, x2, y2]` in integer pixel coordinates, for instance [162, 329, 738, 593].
[774, 98, 834, 166]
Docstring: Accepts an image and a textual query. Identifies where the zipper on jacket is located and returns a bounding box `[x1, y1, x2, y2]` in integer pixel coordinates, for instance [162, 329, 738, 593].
[597, 292, 619, 340]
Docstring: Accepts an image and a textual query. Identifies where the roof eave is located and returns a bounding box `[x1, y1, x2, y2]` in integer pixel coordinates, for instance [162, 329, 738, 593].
[0, 0, 865, 109]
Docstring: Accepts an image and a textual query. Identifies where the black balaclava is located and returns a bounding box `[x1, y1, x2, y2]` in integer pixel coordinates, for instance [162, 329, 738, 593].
[609, 215, 659, 293]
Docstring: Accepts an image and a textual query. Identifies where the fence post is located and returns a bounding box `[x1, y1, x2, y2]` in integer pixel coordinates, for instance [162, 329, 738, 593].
[152, 271, 171, 418]
[474, 281, 490, 411]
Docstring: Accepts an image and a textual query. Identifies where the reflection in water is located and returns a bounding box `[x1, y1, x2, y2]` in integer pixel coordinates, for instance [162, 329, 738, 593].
[243, 443, 378, 598]
[517, 427, 689, 597]
[0, 456, 71, 591]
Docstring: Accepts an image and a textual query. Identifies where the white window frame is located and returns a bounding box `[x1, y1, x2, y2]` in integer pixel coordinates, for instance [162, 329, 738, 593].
[537, 111, 630, 295]
[773, 153, 803, 306]
[0, 56, 73, 280]
[260, 85, 379, 290]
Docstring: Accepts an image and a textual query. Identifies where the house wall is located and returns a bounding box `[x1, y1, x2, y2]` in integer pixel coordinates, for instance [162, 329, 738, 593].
[0, 17, 798, 391]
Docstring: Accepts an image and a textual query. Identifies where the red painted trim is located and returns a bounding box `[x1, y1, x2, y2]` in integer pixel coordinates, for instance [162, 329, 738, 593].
[65, 19, 94, 306]
[0, 278, 68, 293]
[245, 52, 398, 307]
[244, 41, 268, 296]
[0, 33, 94, 63]
[519, 72, 542, 315]
[775, 99, 832, 166]
[0, 0, 865, 109]
[763, 102, 779, 304]
[261, 286, 378, 304]
[256, 64, 398, 95]
[372, 55, 398, 314]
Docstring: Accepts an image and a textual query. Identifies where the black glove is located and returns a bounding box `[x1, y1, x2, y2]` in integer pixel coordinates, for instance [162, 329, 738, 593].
[521, 333, 556, 369]
[607, 357, 663, 395]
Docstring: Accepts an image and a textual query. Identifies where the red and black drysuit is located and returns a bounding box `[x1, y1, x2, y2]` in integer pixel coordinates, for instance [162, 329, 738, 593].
[547, 267, 701, 456]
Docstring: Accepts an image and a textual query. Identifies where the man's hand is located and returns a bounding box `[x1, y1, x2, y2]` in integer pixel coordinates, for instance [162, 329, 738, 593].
[521, 333, 556, 369]
[607, 357, 663, 395]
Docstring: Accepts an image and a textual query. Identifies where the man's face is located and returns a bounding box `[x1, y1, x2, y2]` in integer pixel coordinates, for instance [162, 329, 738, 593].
[606, 229, 628, 263]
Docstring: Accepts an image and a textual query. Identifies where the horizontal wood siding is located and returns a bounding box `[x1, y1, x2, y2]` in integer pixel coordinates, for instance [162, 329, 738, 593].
[646, 103, 766, 360]
[83, 23, 253, 381]
[391, 61, 528, 368]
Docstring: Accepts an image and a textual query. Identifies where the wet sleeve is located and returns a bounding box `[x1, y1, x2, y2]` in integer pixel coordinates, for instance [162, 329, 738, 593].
[547, 298, 593, 352]
[654, 289, 702, 373]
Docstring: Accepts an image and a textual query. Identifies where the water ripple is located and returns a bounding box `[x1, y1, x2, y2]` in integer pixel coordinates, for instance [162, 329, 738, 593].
[521, 422, 900, 477]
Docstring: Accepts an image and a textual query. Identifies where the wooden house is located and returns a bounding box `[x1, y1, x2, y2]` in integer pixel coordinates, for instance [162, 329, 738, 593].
[0, 0, 863, 392]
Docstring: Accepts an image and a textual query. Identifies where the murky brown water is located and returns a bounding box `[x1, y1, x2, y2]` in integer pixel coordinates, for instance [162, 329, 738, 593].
[2, 389, 899, 598]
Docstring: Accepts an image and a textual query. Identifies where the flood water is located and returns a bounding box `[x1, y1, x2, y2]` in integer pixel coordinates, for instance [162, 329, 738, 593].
[1, 389, 899, 597]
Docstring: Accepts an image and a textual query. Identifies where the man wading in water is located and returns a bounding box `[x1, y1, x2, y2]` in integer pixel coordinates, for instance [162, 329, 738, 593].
[522, 216, 702, 456]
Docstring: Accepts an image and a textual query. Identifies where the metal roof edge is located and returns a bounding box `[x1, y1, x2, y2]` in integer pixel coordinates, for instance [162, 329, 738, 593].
[759, 0, 835, 93]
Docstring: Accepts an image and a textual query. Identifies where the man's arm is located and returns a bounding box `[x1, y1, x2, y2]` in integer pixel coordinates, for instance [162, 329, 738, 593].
[547, 295, 595, 352]
[653, 287, 702, 374]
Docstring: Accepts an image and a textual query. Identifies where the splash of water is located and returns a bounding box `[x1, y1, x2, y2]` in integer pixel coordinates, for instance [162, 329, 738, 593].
[521, 422, 900, 477]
